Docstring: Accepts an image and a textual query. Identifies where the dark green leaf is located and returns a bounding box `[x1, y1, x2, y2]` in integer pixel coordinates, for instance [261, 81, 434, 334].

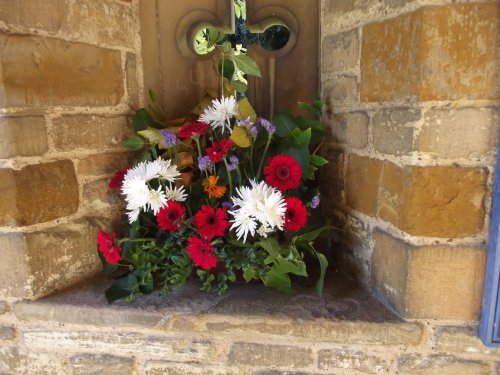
[207, 27, 225, 48]
[98, 251, 119, 275]
[149, 89, 158, 103]
[296, 128, 311, 146]
[273, 255, 307, 277]
[124, 136, 144, 150]
[294, 226, 334, 243]
[312, 246, 328, 296]
[283, 145, 310, 177]
[273, 111, 297, 138]
[243, 268, 256, 282]
[219, 58, 235, 81]
[132, 109, 153, 132]
[305, 164, 318, 180]
[310, 155, 329, 167]
[230, 80, 248, 93]
[104, 273, 138, 303]
[233, 54, 262, 77]
[263, 268, 291, 292]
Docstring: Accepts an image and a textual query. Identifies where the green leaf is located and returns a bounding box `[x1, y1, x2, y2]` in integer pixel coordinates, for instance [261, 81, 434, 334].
[273, 111, 298, 138]
[312, 247, 328, 296]
[98, 251, 119, 275]
[207, 27, 225, 48]
[273, 255, 307, 277]
[219, 58, 235, 81]
[124, 136, 144, 150]
[310, 155, 329, 167]
[230, 126, 252, 148]
[283, 145, 310, 177]
[138, 128, 169, 149]
[243, 268, 256, 282]
[305, 164, 318, 180]
[227, 238, 253, 248]
[104, 273, 138, 303]
[294, 226, 334, 244]
[233, 54, 262, 77]
[230, 80, 248, 93]
[296, 128, 311, 146]
[256, 238, 281, 258]
[133, 109, 153, 132]
[149, 89, 158, 103]
[263, 268, 291, 292]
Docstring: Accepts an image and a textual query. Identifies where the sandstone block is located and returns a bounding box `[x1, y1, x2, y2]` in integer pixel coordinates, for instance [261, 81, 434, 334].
[325, 0, 379, 17]
[320, 150, 345, 210]
[82, 178, 123, 212]
[52, 115, 132, 151]
[143, 362, 240, 375]
[0, 33, 123, 107]
[398, 354, 490, 375]
[372, 232, 486, 319]
[0, 347, 65, 375]
[227, 343, 313, 368]
[0, 301, 8, 315]
[0, 116, 48, 158]
[417, 107, 500, 159]
[126, 53, 140, 110]
[372, 108, 421, 155]
[322, 29, 359, 73]
[361, 4, 500, 102]
[324, 75, 359, 109]
[435, 325, 500, 357]
[327, 112, 369, 149]
[77, 151, 137, 177]
[70, 354, 135, 375]
[0, 0, 67, 32]
[0, 325, 15, 341]
[346, 154, 383, 216]
[0, 160, 79, 226]
[318, 350, 389, 373]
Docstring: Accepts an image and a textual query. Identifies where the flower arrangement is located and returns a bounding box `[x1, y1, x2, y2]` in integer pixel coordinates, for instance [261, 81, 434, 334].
[97, 40, 331, 303]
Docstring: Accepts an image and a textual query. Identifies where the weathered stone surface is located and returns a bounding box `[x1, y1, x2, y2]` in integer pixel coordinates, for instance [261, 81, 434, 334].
[435, 326, 500, 357]
[143, 362, 240, 375]
[377, 161, 404, 226]
[327, 112, 369, 149]
[372, 232, 486, 319]
[325, 0, 380, 17]
[0, 116, 48, 158]
[52, 115, 132, 151]
[372, 108, 421, 155]
[65, 0, 136, 48]
[126, 53, 140, 110]
[0, 220, 102, 298]
[417, 107, 500, 159]
[82, 178, 123, 212]
[0, 160, 79, 226]
[70, 354, 135, 375]
[0, 33, 123, 107]
[318, 350, 389, 373]
[0, 347, 65, 375]
[322, 29, 359, 73]
[228, 343, 313, 368]
[346, 155, 383, 216]
[398, 354, 490, 375]
[0, 324, 15, 341]
[0, 301, 8, 315]
[0, 0, 67, 32]
[77, 152, 137, 177]
[361, 4, 500, 102]
[324, 75, 359, 108]
[320, 150, 345, 209]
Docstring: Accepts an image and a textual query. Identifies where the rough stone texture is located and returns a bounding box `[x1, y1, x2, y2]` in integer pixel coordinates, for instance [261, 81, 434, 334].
[0, 160, 79, 226]
[327, 112, 369, 149]
[320, 150, 345, 210]
[0, 324, 15, 341]
[0, 301, 8, 315]
[346, 155, 383, 216]
[372, 232, 486, 320]
[0, 0, 67, 32]
[126, 53, 140, 110]
[70, 354, 135, 375]
[77, 151, 138, 177]
[0, 33, 124, 107]
[228, 343, 313, 368]
[434, 326, 500, 357]
[318, 350, 389, 373]
[82, 178, 123, 213]
[361, 3, 500, 102]
[417, 107, 500, 159]
[0, 347, 66, 375]
[0, 220, 103, 298]
[372, 108, 421, 155]
[324, 75, 359, 109]
[51, 115, 132, 151]
[0, 116, 48, 158]
[143, 363, 240, 375]
[322, 29, 359, 73]
[398, 354, 490, 375]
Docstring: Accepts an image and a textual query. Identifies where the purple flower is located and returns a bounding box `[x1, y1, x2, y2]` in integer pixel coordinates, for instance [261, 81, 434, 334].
[310, 195, 321, 209]
[227, 155, 239, 171]
[160, 129, 179, 147]
[239, 117, 258, 138]
[221, 201, 234, 209]
[197, 156, 213, 171]
[259, 118, 276, 135]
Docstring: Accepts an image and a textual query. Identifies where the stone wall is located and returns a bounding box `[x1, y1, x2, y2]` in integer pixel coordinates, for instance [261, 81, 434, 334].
[0, 0, 142, 298]
[321, 0, 499, 320]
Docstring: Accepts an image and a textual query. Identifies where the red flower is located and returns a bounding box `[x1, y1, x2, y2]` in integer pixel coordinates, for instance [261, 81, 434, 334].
[156, 201, 186, 232]
[177, 121, 210, 139]
[187, 235, 218, 269]
[264, 154, 302, 191]
[206, 139, 234, 162]
[97, 231, 123, 264]
[284, 197, 308, 231]
[193, 205, 230, 239]
[109, 168, 128, 190]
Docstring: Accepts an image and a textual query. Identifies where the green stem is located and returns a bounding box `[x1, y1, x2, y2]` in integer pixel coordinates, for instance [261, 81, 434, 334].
[223, 157, 233, 197]
[150, 144, 158, 159]
[249, 143, 255, 176]
[118, 238, 157, 245]
[256, 135, 272, 180]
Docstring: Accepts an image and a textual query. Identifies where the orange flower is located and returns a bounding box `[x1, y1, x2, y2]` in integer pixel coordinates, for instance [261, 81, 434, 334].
[203, 176, 227, 199]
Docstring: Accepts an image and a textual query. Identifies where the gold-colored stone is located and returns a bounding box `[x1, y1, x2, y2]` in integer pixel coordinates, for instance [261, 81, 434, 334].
[346, 155, 383, 217]
[0, 116, 48, 158]
[0, 0, 67, 32]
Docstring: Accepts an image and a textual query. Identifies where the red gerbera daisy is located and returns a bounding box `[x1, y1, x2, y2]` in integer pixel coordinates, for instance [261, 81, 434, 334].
[109, 168, 128, 190]
[264, 154, 302, 191]
[187, 235, 218, 269]
[284, 197, 308, 231]
[193, 205, 230, 239]
[206, 139, 234, 162]
[97, 230, 123, 264]
[177, 121, 210, 139]
[156, 201, 186, 232]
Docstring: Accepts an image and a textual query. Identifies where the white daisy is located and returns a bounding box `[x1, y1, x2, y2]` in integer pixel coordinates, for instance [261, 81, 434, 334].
[229, 211, 258, 243]
[124, 160, 149, 181]
[126, 208, 141, 224]
[122, 176, 150, 210]
[147, 186, 168, 215]
[165, 185, 188, 202]
[156, 157, 181, 183]
[199, 96, 239, 134]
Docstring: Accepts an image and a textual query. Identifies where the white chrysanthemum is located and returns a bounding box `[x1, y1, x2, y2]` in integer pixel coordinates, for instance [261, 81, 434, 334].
[126, 207, 141, 224]
[125, 160, 149, 181]
[148, 186, 168, 215]
[228, 180, 286, 242]
[165, 185, 187, 202]
[122, 176, 150, 210]
[257, 225, 273, 238]
[156, 157, 181, 183]
[199, 96, 239, 134]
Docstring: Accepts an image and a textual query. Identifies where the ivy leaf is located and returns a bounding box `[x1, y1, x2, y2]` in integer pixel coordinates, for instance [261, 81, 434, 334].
[233, 54, 262, 77]
[263, 268, 291, 292]
[132, 109, 153, 132]
[238, 98, 257, 122]
[273, 111, 298, 138]
[273, 255, 308, 277]
[124, 136, 144, 150]
[230, 126, 252, 148]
